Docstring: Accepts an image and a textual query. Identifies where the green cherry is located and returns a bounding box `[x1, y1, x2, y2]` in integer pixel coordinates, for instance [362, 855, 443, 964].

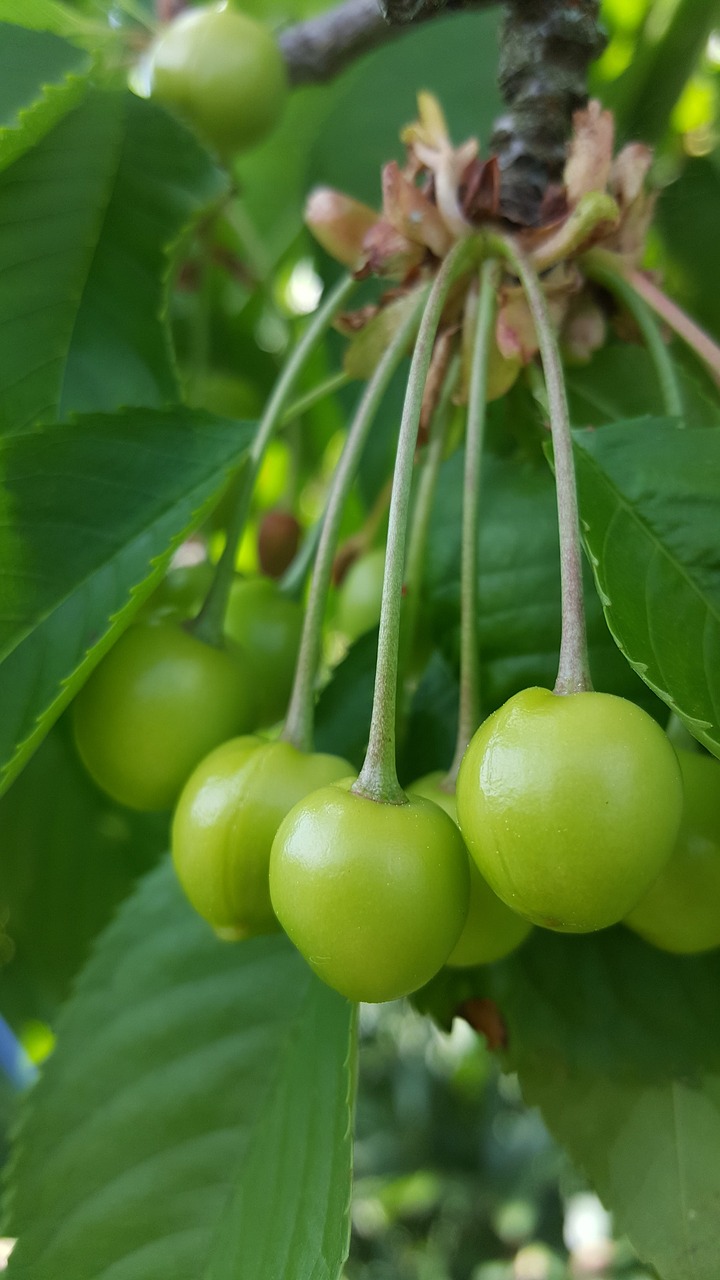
[456, 687, 683, 933]
[172, 739, 352, 937]
[224, 577, 303, 726]
[270, 784, 470, 1002]
[73, 621, 254, 811]
[149, 4, 288, 157]
[409, 773, 532, 965]
[625, 748, 720, 954]
[335, 548, 385, 642]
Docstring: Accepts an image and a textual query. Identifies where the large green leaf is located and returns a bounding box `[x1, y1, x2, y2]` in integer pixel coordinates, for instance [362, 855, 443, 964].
[315, 629, 378, 768]
[416, 924, 720, 1280]
[574, 419, 720, 757]
[0, 23, 90, 175]
[0, 724, 165, 1026]
[0, 88, 225, 434]
[566, 343, 720, 431]
[497, 929, 720, 1280]
[0, 406, 253, 795]
[425, 451, 659, 716]
[4, 861, 357, 1280]
[0, 0, 89, 38]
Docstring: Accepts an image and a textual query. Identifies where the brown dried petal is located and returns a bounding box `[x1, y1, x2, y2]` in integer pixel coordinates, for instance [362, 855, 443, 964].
[335, 303, 380, 336]
[604, 188, 657, 263]
[305, 187, 378, 269]
[461, 155, 501, 223]
[382, 160, 451, 258]
[564, 100, 614, 204]
[361, 218, 425, 280]
[609, 142, 653, 208]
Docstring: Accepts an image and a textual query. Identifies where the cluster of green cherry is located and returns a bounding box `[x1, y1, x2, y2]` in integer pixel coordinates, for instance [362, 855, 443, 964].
[72, 290, 720, 1009]
[73, 10, 720, 1006]
[71, 518, 720, 1006]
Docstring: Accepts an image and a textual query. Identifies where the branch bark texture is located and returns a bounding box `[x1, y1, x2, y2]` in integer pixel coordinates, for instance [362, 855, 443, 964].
[490, 0, 606, 224]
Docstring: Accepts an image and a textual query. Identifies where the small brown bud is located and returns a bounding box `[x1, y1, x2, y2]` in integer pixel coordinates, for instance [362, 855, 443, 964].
[258, 510, 301, 579]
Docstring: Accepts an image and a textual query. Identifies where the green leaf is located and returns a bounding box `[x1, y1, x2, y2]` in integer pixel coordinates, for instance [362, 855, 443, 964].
[0, 406, 254, 795]
[0, 0, 89, 38]
[0, 88, 225, 434]
[566, 343, 720, 431]
[574, 419, 720, 758]
[315, 628, 378, 768]
[0, 724, 164, 1025]
[0, 24, 91, 175]
[426, 452, 659, 716]
[4, 861, 356, 1280]
[398, 651, 458, 785]
[656, 154, 720, 341]
[496, 928, 720, 1280]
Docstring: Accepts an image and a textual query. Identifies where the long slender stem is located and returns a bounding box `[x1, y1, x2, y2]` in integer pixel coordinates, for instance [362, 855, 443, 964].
[582, 255, 683, 417]
[192, 274, 356, 647]
[354, 237, 480, 805]
[280, 370, 351, 426]
[445, 259, 498, 787]
[627, 268, 720, 388]
[498, 236, 592, 696]
[399, 349, 460, 694]
[282, 286, 428, 752]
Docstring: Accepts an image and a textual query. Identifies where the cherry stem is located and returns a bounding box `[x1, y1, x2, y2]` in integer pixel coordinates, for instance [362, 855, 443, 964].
[192, 273, 356, 648]
[582, 254, 683, 417]
[354, 237, 479, 806]
[282, 285, 429, 755]
[582, 249, 720, 388]
[280, 370, 352, 426]
[499, 235, 592, 696]
[399, 349, 460, 706]
[628, 269, 720, 387]
[445, 259, 499, 789]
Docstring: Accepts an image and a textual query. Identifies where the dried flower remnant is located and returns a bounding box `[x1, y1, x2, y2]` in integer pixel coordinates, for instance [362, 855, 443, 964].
[305, 95, 668, 394]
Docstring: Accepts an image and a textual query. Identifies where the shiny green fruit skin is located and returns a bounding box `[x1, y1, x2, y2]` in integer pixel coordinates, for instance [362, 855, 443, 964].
[73, 622, 254, 811]
[456, 687, 683, 933]
[409, 773, 532, 966]
[625, 748, 720, 953]
[335, 548, 385, 642]
[224, 578, 302, 726]
[173, 740, 352, 937]
[270, 784, 470, 1002]
[150, 5, 288, 156]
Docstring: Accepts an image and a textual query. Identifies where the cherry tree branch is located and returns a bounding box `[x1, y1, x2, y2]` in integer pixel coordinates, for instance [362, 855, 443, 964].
[278, 0, 497, 86]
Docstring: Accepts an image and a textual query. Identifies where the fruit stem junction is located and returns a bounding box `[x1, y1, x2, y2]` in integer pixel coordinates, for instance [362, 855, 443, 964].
[496, 235, 592, 696]
[354, 236, 480, 805]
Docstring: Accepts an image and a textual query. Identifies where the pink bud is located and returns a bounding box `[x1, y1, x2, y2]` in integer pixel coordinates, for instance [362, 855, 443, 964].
[305, 187, 378, 268]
